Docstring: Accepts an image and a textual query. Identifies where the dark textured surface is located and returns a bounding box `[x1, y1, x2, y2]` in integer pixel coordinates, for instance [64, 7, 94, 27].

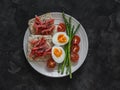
[0, 0, 120, 90]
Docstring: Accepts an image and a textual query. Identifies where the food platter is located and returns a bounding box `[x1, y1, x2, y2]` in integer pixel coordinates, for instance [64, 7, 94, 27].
[23, 12, 88, 78]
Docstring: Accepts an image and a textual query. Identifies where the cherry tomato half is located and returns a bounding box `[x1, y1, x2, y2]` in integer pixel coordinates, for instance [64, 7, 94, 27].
[72, 35, 80, 45]
[71, 44, 80, 53]
[71, 53, 79, 62]
[47, 58, 56, 68]
[57, 23, 66, 32]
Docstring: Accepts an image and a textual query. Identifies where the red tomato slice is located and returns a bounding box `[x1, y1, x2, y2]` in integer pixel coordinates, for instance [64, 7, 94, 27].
[47, 58, 56, 68]
[72, 35, 80, 45]
[71, 53, 79, 62]
[57, 23, 66, 32]
[71, 44, 80, 53]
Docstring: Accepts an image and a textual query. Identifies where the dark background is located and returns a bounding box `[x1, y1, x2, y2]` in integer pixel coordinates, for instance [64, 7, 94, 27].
[0, 0, 120, 90]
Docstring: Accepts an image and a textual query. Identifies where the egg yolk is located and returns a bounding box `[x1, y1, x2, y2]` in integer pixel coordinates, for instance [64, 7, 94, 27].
[54, 48, 62, 57]
[58, 34, 67, 43]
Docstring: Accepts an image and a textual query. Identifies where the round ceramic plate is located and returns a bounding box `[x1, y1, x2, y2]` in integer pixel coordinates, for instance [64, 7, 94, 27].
[23, 12, 88, 78]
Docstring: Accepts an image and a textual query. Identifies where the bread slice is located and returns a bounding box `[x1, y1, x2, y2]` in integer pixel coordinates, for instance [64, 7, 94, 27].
[28, 13, 53, 35]
[27, 35, 53, 62]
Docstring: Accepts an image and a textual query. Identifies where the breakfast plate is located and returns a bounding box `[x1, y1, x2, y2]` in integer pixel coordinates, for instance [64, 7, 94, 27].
[23, 12, 88, 78]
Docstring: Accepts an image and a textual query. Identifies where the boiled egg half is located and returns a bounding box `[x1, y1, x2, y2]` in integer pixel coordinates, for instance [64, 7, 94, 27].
[52, 32, 69, 46]
[52, 46, 65, 63]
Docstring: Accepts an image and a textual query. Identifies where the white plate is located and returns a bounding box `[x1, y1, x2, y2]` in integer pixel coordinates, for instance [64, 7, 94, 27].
[23, 12, 88, 78]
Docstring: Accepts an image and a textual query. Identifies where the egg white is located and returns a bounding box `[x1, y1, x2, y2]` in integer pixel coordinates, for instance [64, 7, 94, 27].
[52, 46, 65, 63]
[52, 32, 69, 46]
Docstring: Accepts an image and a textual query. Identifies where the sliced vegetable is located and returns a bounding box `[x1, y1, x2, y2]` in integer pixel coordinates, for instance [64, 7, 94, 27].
[72, 35, 80, 45]
[57, 23, 66, 32]
[71, 44, 80, 53]
[71, 53, 79, 62]
[47, 58, 56, 68]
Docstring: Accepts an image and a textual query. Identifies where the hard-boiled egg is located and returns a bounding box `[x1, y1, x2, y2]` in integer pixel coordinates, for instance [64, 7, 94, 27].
[52, 46, 65, 63]
[52, 32, 69, 46]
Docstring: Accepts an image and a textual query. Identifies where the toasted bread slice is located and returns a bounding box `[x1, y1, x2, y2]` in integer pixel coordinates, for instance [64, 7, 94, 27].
[28, 13, 53, 35]
[27, 35, 53, 62]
